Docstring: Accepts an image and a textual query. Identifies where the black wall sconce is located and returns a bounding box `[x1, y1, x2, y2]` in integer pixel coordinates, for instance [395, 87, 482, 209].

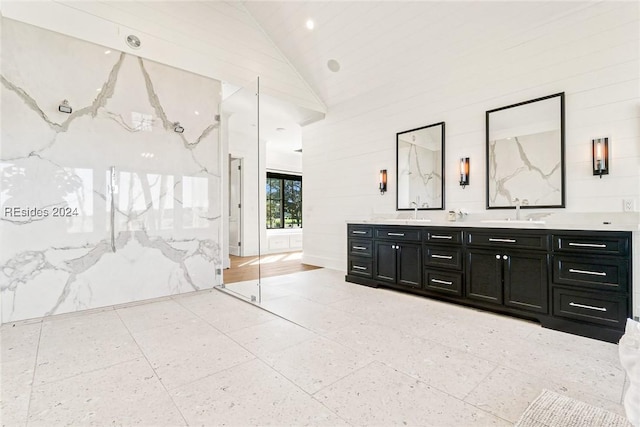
[379, 169, 387, 195]
[58, 99, 72, 114]
[592, 137, 609, 178]
[173, 122, 184, 133]
[459, 157, 470, 188]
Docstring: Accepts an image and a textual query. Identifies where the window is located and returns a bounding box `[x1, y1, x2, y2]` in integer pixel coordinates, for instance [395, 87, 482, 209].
[266, 172, 302, 229]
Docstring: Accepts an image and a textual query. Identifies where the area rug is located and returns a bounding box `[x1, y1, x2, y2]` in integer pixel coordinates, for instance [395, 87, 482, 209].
[515, 389, 632, 427]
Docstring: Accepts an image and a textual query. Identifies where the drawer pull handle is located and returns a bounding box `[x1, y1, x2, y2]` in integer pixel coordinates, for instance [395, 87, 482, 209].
[431, 235, 453, 240]
[569, 302, 607, 312]
[352, 266, 367, 271]
[353, 246, 368, 250]
[568, 242, 607, 248]
[388, 232, 405, 236]
[352, 231, 367, 235]
[432, 254, 453, 260]
[432, 279, 453, 285]
[489, 238, 516, 243]
[568, 268, 606, 277]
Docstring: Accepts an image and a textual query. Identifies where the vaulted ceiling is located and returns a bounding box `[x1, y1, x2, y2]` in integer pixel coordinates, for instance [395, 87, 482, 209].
[244, 1, 592, 108]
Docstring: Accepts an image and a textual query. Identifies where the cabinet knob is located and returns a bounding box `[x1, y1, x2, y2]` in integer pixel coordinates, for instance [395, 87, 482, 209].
[503, 255, 508, 260]
[495, 255, 500, 259]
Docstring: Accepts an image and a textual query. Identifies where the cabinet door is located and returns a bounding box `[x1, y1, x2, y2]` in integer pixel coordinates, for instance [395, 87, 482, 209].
[397, 243, 421, 289]
[504, 252, 548, 313]
[466, 249, 502, 304]
[374, 242, 397, 283]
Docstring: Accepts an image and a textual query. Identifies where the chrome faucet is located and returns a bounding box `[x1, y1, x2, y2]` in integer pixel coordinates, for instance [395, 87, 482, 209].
[410, 196, 420, 220]
[513, 198, 521, 220]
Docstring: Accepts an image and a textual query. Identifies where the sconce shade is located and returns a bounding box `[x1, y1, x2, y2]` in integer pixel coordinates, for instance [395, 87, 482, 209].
[58, 99, 72, 114]
[592, 137, 609, 178]
[459, 157, 470, 188]
[379, 169, 387, 194]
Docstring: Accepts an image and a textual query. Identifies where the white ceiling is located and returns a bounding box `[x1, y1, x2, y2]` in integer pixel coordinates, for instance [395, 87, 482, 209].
[243, 1, 591, 108]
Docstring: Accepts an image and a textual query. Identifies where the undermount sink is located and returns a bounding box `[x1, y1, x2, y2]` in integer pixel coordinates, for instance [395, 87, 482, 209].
[481, 219, 546, 225]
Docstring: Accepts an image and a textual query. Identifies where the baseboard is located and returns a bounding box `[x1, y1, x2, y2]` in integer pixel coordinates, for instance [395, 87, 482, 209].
[302, 253, 345, 272]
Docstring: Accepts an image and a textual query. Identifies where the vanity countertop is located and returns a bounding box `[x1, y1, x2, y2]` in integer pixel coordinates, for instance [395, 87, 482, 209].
[348, 218, 640, 232]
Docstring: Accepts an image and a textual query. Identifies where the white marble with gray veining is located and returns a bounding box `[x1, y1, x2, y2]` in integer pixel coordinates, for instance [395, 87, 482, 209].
[0, 19, 222, 323]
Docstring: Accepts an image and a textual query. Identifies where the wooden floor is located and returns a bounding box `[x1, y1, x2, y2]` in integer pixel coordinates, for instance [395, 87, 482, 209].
[223, 251, 321, 284]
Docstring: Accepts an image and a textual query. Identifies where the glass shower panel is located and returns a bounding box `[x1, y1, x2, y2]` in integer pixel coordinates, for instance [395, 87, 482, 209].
[219, 78, 261, 302]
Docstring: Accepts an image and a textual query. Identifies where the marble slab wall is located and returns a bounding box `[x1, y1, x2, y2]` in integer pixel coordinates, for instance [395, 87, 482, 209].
[0, 19, 222, 323]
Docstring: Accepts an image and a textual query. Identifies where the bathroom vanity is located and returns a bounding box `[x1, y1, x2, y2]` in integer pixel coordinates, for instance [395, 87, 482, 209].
[346, 222, 633, 343]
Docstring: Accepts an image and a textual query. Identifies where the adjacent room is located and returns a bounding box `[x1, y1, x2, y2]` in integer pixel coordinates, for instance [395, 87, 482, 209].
[1, 1, 639, 426]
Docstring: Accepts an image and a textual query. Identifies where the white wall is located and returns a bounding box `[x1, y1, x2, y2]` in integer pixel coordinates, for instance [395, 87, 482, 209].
[266, 149, 303, 174]
[302, 2, 640, 275]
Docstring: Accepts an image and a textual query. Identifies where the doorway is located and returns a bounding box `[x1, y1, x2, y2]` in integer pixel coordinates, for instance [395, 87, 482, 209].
[229, 156, 242, 257]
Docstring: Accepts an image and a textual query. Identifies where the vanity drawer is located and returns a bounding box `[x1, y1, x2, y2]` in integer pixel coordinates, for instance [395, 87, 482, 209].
[466, 230, 549, 250]
[553, 256, 628, 293]
[425, 230, 463, 245]
[553, 288, 627, 328]
[425, 247, 462, 270]
[375, 228, 421, 242]
[349, 239, 373, 257]
[348, 225, 373, 238]
[553, 234, 629, 256]
[348, 257, 372, 278]
[424, 269, 462, 296]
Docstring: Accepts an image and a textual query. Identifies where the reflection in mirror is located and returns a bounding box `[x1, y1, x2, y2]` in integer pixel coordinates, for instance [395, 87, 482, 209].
[486, 92, 564, 208]
[396, 122, 445, 210]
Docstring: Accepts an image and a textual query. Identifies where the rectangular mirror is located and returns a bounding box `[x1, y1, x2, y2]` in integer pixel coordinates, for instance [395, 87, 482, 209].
[397, 122, 445, 210]
[486, 92, 565, 209]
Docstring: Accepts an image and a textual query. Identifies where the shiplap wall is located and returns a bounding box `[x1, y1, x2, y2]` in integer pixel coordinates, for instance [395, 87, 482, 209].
[302, 1, 640, 271]
[0, 0, 326, 114]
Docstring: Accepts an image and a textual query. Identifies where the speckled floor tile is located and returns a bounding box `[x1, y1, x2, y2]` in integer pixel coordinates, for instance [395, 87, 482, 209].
[464, 365, 627, 422]
[130, 317, 254, 390]
[170, 359, 348, 426]
[27, 358, 185, 426]
[227, 317, 317, 359]
[116, 298, 197, 333]
[263, 336, 374, 394]
[316, 361, 510, 426]
[34, 311, 142, 385]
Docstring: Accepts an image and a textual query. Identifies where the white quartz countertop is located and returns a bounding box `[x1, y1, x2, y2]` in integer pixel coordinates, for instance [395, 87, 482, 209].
[348, 218, 639, 232]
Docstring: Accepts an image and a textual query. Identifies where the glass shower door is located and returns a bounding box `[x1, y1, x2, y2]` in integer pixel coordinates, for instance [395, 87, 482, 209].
[219, 78, 261, 302]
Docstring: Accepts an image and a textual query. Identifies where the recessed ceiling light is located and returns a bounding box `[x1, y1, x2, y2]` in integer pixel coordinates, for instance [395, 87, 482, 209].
[327, 59, 341, 72]
[194, 111, 200, 115]
[306, 19, 314, 30]
[276, 127, 286, 132]
[104, 50, 111, 55]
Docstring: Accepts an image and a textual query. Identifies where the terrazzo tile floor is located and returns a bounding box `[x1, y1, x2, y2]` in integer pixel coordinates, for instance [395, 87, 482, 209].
[1, 268, 629, 426]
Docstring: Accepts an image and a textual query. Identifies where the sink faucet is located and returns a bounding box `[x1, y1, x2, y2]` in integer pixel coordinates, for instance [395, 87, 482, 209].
[513, 198, 521, 220]
[410, 196, 420, 219]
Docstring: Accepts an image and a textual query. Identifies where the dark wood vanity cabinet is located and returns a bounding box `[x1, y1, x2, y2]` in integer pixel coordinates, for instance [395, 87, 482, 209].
[373, 228, 422, 289]
[346, 223, 633, 343]
[465, 230, 549, 314]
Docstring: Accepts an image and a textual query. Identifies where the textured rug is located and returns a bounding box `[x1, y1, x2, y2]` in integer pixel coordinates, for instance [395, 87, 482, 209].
[515, 389, 632, 427]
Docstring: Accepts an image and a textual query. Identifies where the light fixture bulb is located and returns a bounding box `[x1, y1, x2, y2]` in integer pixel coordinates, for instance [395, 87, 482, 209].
[306, 19, 314, 30]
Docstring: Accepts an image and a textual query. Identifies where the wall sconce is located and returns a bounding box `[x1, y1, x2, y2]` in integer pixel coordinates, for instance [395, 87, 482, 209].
[173, 122, 184, 133]
[58, 100, 72, 114]
[592, 137, 609, 178]
[459, 157, 470, 188]
[379, 169, 387, 195]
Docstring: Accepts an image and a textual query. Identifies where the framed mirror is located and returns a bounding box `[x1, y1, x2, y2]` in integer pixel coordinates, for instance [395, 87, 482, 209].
[486, 92, 565, 209]
[396, 122, 445, 210]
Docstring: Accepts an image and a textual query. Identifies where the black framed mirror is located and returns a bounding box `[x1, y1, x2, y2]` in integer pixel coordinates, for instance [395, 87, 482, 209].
[396, 122, 445, 210]
[486, 92, 565, 209]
